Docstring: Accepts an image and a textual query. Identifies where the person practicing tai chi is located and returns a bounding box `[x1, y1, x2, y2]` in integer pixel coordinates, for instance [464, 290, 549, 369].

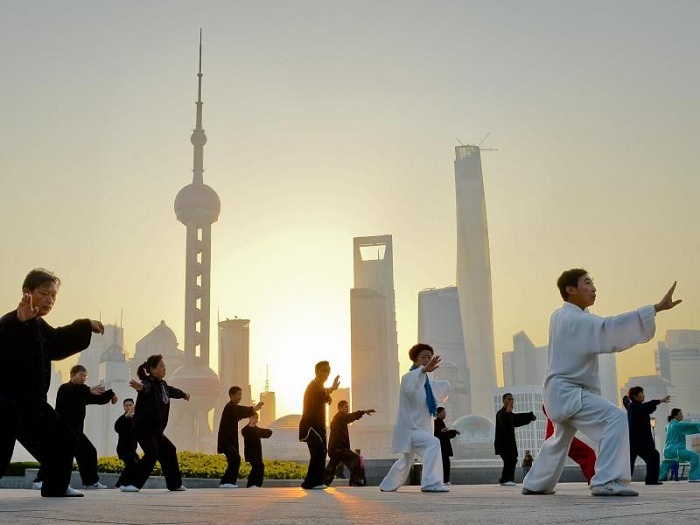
[658, 408, 700, 483]
[217, 386, 264, 488]
[299, 361, 340, 490]
[522, 269, 681, 497]
[495, 393, 536, 486]
[623, 387, 670, 485]
[119, 354, 190, 493]
[0, 268, 104, 497]
[434, 407, 460, 485]
[323, 400, 375, 487]
[241, 413, 273, 488]
[114, 398, 137, 488]
[380, 343, 450, 493]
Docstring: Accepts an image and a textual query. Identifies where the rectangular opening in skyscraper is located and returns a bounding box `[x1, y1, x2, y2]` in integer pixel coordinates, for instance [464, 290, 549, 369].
[359, 243, 386, 261]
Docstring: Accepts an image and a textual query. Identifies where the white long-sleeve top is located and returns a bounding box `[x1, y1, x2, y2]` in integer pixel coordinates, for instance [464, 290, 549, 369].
[543, 302, 656, 423]
[391, 367, 449, 454]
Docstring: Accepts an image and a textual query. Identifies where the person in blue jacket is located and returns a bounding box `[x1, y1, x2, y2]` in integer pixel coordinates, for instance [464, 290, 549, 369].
[622, 387, 670, 485]
[658, 408, 700, 483]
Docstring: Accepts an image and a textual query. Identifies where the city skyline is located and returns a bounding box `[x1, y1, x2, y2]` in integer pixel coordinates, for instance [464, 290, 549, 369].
[1, 3, 698, 417]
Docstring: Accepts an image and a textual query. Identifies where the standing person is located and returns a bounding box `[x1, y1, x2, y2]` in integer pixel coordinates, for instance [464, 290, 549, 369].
[495, 393, 536, 486]
[299, 361, 340, 490]
[543, 404, 596, 483]
[114, 398, 137, 488]
[217, 386, 263, 488]
[521, 270, 681, 497]
[522, 451, 534, 478]
[433, 406, 460, 485]
[241, 413, 273, 488]
[379, 343, 450, 493]
[658, 409, 700, 483]
[623, 387, 670, 485]
[54, 364, 117, 489]
[0, 268, 104, 497]
[323, 400, 375, 487]
[119, 355, 190, 493]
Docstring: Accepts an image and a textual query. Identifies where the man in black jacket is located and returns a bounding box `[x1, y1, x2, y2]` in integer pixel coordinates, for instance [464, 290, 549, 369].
[241, 413, 273, 488]
[434, 406, 460, 484]
[217, 386, 263, 488]
[495, 393, 536, 486]
[623, 387, 670, 485]
[0, 268, 104, 497]
[323, 400, 374, 486]
[114, 397, 137, 488]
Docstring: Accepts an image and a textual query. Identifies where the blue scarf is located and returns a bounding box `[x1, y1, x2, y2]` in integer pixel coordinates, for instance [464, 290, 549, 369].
[410, 364, 438, 417]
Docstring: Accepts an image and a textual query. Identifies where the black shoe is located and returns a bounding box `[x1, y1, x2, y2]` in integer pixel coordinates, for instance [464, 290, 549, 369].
[645, 481, 663, 485]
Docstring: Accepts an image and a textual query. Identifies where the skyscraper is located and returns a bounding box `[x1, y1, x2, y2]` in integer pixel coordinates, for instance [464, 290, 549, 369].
[454, 145, 497, 417]
[216, 317, 252, 426]
[350, 235, 399, 458]
[655, 329, 700, 420]
[258, 365, 277, 428]
[417, 286, 471, 420]
[169, 33, 221, 452]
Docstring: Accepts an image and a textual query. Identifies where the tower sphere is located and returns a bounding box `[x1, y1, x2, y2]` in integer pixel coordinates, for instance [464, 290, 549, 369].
[191, 129, 207, 147]
[174, 183, 221, 225]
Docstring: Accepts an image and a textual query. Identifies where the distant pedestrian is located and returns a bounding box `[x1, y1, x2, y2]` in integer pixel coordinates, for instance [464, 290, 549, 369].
[0, 268, 104, 497]
[522, 451, 534, 477]
[119, 354, 190, 493]
[114, 398, 137, 488]
[218, 386, 263, 488]
[299, 361, 340, 490]
[623, 387, 670, 485]
[658, 408, 700, 483]
[323, 400, 375, 487]
[495, 392, 535, 486]
[379, 343, 450, 493]
[434, 407, 460, 484]
[241, 413, 273, 488]
[669, 461, 680, 481]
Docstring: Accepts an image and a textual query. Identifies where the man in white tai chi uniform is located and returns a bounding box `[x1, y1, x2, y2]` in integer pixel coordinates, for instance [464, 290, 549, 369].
[522, 269, 681, 497]
[380, 343, 450, 493]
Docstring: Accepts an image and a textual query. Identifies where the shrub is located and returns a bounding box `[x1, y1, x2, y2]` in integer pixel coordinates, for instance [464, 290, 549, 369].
[5, 461, 39, 477]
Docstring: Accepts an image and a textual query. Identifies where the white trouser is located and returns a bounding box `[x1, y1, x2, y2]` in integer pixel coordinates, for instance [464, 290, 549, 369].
[523, 390, 629, 492]
[379, 430, 443, 491]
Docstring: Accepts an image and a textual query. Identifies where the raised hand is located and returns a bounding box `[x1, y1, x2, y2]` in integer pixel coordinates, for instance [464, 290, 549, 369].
[254, 401, 265, 411]
[90, 384, 106, 396]
[111, 394, 118, 405]
[129, 379, 143, 392]
[90, 320, 105, 334]
[364, 409, 376, 416]
[654, 282, 682, 312]
[331, 375, 341, 392]
[423, 355, 441, 373]
[16, 293, 39, 322]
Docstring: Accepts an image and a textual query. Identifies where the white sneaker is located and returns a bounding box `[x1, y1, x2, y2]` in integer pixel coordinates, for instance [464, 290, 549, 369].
[421, 483, 450, 492]
[591, 480, 638, 497]
[63, 487, 84, 497]
[84, 482, 108, 489]
[32, 481, 43, 490]
[311, 484, 327, 490]
[120, 485, 140, 493]
[220, 483, 238, 488]
[172, 486, 187, 491]
[500, 481, 516, 487]
[248, 485, 262, 489]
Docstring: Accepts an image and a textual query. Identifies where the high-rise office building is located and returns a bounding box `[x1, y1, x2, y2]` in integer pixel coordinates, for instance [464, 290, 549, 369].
[502, 331, 548, 388]
[454, 145, 497, 417]
[418, 287, 471, 420]
[350, 235, 399, 457]
[655, 329, 700, 421]
[216, 318, 252, 426]
[258, 366, 277, 428]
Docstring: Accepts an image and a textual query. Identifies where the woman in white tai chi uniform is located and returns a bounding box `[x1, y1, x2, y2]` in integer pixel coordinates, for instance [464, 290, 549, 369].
[522, 269, 681, 497]
[380, 343, 450, 493]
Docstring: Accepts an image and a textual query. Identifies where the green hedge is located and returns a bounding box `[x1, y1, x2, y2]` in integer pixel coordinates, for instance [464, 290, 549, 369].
[5, 461, 40, 477]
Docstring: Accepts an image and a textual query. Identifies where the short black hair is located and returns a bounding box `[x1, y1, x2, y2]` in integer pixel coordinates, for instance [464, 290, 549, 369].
[123, 398, 134, 405]
[70, 364, 87, 376]
[556, 268, 589, 301]
[502, 392, 513, 402]
[229, 386, 242, 396]
[315, 361, 330, 374]
[409, 343, 434, 362]
[337, 400, 348, 409]
[628, 386, 644, 400]
[22, 268, 61, 292]
[668, 408, 682, 422]
[436, 406, 445, 414]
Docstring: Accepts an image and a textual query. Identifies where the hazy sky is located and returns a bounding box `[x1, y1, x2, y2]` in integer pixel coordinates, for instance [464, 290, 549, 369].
[1, 1, 698, 417]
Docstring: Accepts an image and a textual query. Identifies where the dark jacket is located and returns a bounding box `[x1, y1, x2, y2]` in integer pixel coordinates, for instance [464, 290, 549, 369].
[299, 379, 331, 441]
[328, 410, 365, 456]
[132, 376, 186, 437]
[241, 424, 273, 463]
[55, 381, 115, 434]
[0, 311, 93, 409]
[434, 418, 459, 457]
[494, 407, 535, 456]
[217, 402, 257, 454]
[115, 413, 137, 456]
[623, 395, 660, 449]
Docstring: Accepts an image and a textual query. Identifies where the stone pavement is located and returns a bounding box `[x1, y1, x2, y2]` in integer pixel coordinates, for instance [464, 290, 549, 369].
[1, 482, 699, 525]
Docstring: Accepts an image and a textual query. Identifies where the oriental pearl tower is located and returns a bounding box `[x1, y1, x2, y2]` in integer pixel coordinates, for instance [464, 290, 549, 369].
[169, 32, 221, 452]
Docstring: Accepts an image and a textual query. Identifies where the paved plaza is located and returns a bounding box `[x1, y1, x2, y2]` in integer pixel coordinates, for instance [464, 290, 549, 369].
[1, 482, 699, 525]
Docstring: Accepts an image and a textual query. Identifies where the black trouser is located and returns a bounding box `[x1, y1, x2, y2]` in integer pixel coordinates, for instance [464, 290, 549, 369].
[499, 453, 518, 484]
[0, 397, 20, 479]
[221, 449, 241, 485]
[631, 445, 660, 484]
[441, 452, 451, 483]
[247, 457, 264, 487]
[126, 432, 181, 490]
[323, 447, 361, 486]
[17, 402, 77, 497]
[36, 431, 100, 486]
[301, 428, 327, 489]
[115, 447, 138, 488]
